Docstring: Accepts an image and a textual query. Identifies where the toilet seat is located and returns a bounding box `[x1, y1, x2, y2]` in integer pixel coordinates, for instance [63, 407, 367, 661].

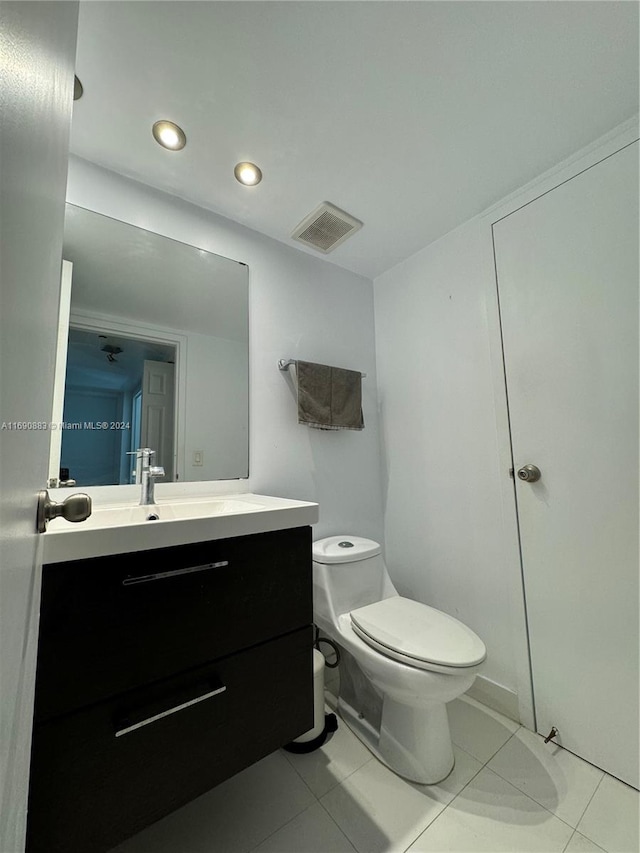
[350, 597, 486, 673]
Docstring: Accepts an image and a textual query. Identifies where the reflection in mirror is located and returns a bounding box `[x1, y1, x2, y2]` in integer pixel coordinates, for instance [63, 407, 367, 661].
[50, 204, 249, 487]
[62, 328, 177, 485]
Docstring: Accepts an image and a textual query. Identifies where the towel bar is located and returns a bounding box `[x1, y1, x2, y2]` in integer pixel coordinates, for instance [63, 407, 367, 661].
[278, 358, 367, 378]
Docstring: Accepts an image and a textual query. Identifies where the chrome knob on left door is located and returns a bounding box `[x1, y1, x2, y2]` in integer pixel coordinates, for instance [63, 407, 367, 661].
[36, 490, 92, 533]
[517, 464, 541, 483]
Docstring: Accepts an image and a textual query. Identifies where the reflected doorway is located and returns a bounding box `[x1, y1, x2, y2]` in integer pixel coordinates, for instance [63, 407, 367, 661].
[60, 327, 176, 486]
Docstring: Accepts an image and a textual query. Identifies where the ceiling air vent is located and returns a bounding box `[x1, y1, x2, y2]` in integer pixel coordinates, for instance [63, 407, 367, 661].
[291, 202, 362, 254]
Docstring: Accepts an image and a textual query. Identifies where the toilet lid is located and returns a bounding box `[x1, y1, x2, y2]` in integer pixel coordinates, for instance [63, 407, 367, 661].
[350, 597, 486, 668]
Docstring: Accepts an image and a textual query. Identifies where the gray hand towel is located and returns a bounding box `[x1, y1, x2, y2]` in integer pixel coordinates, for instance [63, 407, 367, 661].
[296, 360, 364, 430]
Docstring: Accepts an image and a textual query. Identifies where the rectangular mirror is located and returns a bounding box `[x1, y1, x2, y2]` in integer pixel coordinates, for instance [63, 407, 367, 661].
[49, 204, 249, 486]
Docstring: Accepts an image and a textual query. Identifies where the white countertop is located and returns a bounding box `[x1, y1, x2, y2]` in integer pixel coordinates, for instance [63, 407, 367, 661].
[42, 493, 319, 564]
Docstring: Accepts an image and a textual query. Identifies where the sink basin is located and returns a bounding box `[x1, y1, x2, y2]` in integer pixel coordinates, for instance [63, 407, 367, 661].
[159, 497, 265, 520]
[42, 492, 319, 563]
[54, 497, 266, 530]
[55, 505, 173, 528]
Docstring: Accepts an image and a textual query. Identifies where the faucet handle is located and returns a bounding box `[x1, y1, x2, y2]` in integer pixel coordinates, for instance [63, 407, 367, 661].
[128, 449, 157, 484]
[149, 466, 165, 479]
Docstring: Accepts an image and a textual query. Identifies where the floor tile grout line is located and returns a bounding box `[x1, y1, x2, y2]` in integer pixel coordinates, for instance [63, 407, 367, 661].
[315, 797, 360, 853]
[326, 755, 376, 794]
[449, 734, 505, 768]
[397, 754, 490, 853]
[570, 772, 609, 848]
[481, 724, 623, 839]
[396, 806, 451, 853]
[278, 749, 322, 800]
[449, 723, 521, 769]
[561, 828, 578, 853]
[562, 827, 608, 853]
[316, 738, 615, 853]
[280, 740, 375, 801]
[240, 750, 326, 851]
[575, 770, 605, 826]
[482, 753, 604, 832]
[244, 800, 320, 853]
[397, 717, 525, 849]
[315, 743, 487, 853]
[479, 762, 589, 837]
[315, 753, 376, 802]
[256, 741, 373, 853]
[284, 703, 612, 852]
[318, 792, 382, 853]
[483, 724, 523, 764]
[483, 775, 587, 834]
[560, 828, 607, 853]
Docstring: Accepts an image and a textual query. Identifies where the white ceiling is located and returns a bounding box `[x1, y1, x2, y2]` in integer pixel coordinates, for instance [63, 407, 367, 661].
[71, 1, 639, 279]
[66, 328, 175, 392]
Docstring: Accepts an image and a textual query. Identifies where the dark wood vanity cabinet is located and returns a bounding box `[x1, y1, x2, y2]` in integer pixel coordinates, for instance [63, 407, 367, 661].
[26, 526, 314, 853]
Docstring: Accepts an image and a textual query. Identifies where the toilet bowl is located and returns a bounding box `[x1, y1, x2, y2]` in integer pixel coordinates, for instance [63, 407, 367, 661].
[313, 535, 486, 784]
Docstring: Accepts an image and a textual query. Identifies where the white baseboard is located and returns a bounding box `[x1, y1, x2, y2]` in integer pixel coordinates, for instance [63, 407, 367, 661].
[322, 662, 520, 725]
[466, 676, 520, 723]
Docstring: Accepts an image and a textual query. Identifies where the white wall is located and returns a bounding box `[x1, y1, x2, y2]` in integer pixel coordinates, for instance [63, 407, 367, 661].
[373, 118, 639, 714]
[66, 157, 384, 541]
[184, 333, 248, 481]
[374, 220, 519, 696]
[0, 4, 78, 850]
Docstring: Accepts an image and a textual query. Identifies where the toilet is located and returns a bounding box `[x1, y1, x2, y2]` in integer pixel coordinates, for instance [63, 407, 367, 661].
[313, 535, 486, 784]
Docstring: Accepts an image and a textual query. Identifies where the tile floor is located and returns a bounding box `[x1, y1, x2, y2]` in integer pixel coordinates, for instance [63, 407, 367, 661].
[111, 693, 639, 853]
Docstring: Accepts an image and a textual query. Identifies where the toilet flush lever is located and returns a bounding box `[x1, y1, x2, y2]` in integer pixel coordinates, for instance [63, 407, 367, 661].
[544, 726, 559, 744]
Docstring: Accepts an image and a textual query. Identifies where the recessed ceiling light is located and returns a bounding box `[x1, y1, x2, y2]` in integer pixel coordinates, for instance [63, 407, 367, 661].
[234, 162, 262, 186]
[152, 120, 187, 151]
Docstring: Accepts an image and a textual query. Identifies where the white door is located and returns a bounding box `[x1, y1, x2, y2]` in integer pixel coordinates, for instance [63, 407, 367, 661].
[141, 359, 175, 480]
[493, 141, 639, 787]
[0, 4, 78, 849]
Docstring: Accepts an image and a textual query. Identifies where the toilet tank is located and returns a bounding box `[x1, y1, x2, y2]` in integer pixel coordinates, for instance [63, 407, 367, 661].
[312, 536, 397, 633]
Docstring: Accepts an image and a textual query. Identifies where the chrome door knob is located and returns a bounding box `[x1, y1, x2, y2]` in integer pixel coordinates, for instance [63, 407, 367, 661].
[37, 490, 92, 533]
[517, 464, 541, 483]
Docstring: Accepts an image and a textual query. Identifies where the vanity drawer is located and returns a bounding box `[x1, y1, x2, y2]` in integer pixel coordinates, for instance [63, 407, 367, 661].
[35, 526, 312, 721]
[27, 626, 314, 853]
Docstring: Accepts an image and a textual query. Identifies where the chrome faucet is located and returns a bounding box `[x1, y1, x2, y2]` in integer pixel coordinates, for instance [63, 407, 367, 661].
[131, 448, 165, 505]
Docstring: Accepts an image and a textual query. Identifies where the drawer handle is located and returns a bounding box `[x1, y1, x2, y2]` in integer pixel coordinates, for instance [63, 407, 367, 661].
[122, 560, 229, 586]
[115, 684, 227, 737]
